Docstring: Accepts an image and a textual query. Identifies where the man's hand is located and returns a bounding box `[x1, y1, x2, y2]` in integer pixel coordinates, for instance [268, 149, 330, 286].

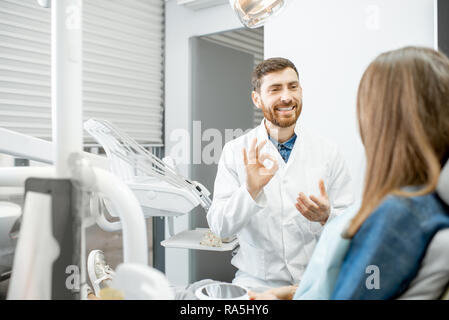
[248, 285, 298, 300]
[243, 138, 279, 200]
[295, 179, 330, 225]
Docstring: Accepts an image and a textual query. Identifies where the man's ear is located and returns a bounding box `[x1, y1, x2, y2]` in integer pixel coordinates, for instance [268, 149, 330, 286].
[251, 91, 262, 109]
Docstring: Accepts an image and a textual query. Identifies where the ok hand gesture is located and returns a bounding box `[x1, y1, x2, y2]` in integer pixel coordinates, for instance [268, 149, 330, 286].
[243, 138, 279, 200]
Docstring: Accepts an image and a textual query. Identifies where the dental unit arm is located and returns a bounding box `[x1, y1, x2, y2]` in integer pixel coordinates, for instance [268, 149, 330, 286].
[0, 127, 109, 169]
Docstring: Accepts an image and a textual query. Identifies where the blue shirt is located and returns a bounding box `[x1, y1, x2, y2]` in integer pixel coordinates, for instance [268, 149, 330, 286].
[268, 133, 297, 163]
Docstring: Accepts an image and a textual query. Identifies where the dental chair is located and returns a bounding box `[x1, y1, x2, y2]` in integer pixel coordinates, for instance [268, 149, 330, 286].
[397, 161, 449, 300]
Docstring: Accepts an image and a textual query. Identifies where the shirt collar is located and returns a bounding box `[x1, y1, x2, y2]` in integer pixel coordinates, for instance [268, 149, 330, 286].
[260, 118, 301, 145]
[268, 132, 297, 150]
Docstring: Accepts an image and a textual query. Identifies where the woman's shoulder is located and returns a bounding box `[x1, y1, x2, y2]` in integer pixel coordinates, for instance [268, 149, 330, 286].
[380, 192, 448, 216]
[363, 192, 449, 233]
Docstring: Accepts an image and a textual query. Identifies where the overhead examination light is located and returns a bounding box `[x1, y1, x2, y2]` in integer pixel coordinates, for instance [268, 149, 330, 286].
[37, 0, 51, 8]
[229, 0, 289, 28]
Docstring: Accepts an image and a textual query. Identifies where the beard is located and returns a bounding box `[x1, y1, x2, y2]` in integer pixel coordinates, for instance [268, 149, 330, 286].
[260, 98, 303, 128]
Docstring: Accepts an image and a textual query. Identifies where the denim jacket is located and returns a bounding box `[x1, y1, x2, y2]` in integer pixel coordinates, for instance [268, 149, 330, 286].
[331, 193, 449, 299]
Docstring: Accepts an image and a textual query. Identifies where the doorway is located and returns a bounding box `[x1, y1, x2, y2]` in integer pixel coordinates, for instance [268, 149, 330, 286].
[189, 27, 264, 283]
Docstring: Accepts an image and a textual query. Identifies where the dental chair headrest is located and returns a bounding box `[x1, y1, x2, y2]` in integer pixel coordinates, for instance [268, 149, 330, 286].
[437, 161, 449, 205]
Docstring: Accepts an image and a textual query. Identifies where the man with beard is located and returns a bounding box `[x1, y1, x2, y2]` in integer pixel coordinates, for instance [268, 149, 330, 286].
[206, 58, 354, 291]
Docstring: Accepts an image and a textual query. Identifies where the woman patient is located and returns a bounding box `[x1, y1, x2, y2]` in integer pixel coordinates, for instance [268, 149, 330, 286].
[250, 46, 449, 300]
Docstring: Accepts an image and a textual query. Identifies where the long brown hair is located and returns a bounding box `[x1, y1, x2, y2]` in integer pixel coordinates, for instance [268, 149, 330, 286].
[345, 47, 449, 238]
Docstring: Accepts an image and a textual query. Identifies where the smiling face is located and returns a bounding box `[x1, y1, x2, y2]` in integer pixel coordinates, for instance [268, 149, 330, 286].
[252, 67, 303, 128]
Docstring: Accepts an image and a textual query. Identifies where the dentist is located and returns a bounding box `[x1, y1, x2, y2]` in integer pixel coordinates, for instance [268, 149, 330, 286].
[207, 57, 354, 290]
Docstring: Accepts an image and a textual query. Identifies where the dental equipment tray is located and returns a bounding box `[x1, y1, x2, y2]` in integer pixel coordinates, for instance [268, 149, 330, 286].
[161, 228, 239, 252]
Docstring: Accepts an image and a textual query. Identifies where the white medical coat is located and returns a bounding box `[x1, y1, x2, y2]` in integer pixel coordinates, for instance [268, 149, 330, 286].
[207, 120, 354, 289]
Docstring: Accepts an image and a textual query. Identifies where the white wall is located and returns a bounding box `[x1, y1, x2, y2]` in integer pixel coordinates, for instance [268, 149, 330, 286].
[164, 0, 242, 286]
[265, 0, 436, 194]
[165, 0, 436, 286]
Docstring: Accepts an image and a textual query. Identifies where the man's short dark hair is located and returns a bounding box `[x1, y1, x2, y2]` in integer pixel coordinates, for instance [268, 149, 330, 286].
[252, 57, 299, 92]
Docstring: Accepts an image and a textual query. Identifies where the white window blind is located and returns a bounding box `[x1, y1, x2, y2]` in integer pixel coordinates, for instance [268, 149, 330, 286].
[201, 27, 264, 128]
[0, 0, 164, 145]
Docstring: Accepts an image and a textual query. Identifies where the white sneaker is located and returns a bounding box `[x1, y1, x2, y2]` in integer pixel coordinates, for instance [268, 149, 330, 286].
[87, 250, 115, 296]
[81, 284, 94, 300]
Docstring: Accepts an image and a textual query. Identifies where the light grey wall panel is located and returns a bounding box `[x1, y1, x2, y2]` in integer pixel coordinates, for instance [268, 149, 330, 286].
[202, 27, 264, 128]
[190, 37, 254, 283]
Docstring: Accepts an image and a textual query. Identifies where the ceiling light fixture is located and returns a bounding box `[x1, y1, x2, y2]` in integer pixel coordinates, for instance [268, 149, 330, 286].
[229, 0, 289, 28]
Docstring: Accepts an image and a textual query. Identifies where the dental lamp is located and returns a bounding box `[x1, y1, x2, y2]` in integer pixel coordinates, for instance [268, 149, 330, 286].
[229, 0, 289, 28]
[37, 0, 51, 8]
